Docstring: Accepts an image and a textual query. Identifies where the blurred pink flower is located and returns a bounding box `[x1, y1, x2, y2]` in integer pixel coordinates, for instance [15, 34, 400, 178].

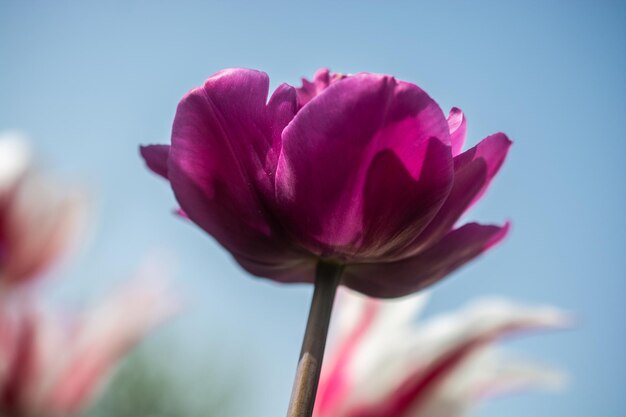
[0, 133, 87, 291]
[314, 289, 569, 417]
[141, 68, 511, 297]
[0, 262, 177, 417]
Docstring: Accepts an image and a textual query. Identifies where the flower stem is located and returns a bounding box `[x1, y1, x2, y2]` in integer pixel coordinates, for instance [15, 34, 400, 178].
[286, 261, 343, 417]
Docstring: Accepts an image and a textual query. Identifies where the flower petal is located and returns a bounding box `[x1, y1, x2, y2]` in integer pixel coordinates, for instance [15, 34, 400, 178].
[453, 132, 511, 210]
[0, 309, 40, 415]
[0, 133, 30, 193]
[45, 258, 178, 414]
[348, 298, 568, 417]
[316, 293, 381, 417]
[343, 222, 509, 298]
[233, 254, 316, 284]
[316, 289, 430, 417]
[1, 172, 87, 287]
[276, 74, 452, 258]
[447, 107, 466, 157]
[465, 349, 567, 400]
[266, 83, 299, 172]
[140, 144, 170, 179]
[396, 133, 511, 259]
[297, 68, 331, 107]
[296, 68, 346, 108]
[168, 68, 298, 261]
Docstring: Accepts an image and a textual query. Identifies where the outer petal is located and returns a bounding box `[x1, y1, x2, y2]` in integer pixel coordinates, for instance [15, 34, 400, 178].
[0, 259, 177, 417]
[0, 310, 39, 416]
[168, 68, 299, 262]
[447, 107, 466, 157]
[395, 133, 511, 259]
[0, 133, 30, 193]
[1, 172, 87, 288]
[347, 298, 569, 417]
[233, 254, 317, 285]
[315, 295, 380, 417]
[44, 259, 178, 414]
[342, 222, 509, 298]
[315, 290, 429, 417]
[276, 74, 453, 258]
[452, 133, 511, 210]
[140, 144, 170, 179]
[458, 349, 566, 400]
[0, 313, 15, 385]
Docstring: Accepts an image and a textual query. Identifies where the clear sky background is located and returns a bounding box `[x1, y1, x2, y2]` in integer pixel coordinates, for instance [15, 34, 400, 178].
[1, 1, 625, 416]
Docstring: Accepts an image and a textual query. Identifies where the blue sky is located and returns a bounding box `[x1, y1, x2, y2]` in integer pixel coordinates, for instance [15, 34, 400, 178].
[1, 1, 624, 416]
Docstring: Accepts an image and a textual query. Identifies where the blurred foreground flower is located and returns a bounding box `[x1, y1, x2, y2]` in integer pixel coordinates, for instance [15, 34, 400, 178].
[0, 133, 86, 292]
[0, 262, 177, 417]
[141, 68, 510, 298]
[314, 289, 569, 417]
[0, 132, 178, 416]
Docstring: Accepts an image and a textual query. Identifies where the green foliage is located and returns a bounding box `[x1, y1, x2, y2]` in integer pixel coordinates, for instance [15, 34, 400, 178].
[82, 346, 245, 417]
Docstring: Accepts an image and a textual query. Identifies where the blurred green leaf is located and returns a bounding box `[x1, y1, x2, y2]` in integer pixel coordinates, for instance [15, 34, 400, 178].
[82, 344, 246, 417]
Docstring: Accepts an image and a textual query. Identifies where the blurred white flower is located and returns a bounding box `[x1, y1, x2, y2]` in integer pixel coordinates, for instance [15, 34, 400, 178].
[0, 259, 178, 417]
[0, 132, 87, 292]
[314, 289, 570, 417]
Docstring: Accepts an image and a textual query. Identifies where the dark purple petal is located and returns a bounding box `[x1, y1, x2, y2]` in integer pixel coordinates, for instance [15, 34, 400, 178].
[342, 222, 510, 298]
[266, 83, 299, 175]
[447, 107, 466, 156]
[358, 142, 452, 258]
[396, 133, 512, 258]
[453, 132, 511, 209]
[234, 254, 317, 284]
[168, 68, 298, 261]
[276, 74, 453, 258]
[140, 145, 170, 179]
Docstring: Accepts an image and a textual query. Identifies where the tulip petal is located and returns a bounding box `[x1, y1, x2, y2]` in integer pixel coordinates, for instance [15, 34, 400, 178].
[0, 311, 39, 415]
[343, 222, 509, 298]
[168, 68, 298, 261]
[1, 173, 87, 286]
[140, 144, 170, 179]
[397, 133, 511, 258]
[233, 254, 316, 284]
[296, 68, 346, 108]
[447, 107, 466, 157]
[297, 68, 331, 107]
[277, 74, 453, 257]
[45, 259, 178, 414]
[467, 349, 567, 400]
[316, 290, 430, 417]
[0, 133, 30, 193]
[316, 295, 380, 417]
[266, 83, 299, 172]
[453, 132, 511, 210]
[359, 144, 452, 258]
[348, 299, 569, 417]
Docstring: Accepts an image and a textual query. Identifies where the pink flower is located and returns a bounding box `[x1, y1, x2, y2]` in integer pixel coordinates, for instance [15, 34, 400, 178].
[0, 133, 87, 291]
[314, 289, 569, 417]
[141, 68, 511, 297]
[0, 262, 177, 417]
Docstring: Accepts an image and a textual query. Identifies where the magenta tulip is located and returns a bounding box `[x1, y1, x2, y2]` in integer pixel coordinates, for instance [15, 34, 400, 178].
[141, 68, 511, 298]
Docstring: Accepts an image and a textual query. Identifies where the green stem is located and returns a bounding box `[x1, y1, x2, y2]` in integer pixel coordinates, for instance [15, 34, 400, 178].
[285, 261, 343, 417]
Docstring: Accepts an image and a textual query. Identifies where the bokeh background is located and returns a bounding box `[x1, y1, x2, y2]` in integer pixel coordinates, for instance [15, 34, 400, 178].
[1, 1, 624, 416]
